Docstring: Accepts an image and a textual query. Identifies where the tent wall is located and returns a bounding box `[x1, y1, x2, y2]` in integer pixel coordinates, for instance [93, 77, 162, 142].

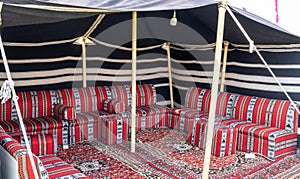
[2, 5, 300, 105]
[225, 49, 300, 101]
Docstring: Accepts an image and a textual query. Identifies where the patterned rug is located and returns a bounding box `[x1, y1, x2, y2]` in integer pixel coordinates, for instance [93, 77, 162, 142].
[57, 128, 300, 178]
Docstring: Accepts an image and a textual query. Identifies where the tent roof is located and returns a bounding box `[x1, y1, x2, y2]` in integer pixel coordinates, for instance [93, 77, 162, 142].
[1, 0, 300, 45]
[36, 0, 216, 11]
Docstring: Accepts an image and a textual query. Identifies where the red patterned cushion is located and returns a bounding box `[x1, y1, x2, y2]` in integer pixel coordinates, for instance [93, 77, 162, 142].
[95, 86, 112, 110]
[16, 90, 57, 119]
[230, 94, 254, 121]
[134, 84, 157, 107]
[111, 85, 131, 107]
[54, 104, 76, 120]
[57, 87, 111, 113]
[216, 91, 236, 116]
[39, 155, 88, 179]
[69, 112, 101, 143]
[211, 126, 237, 157]
[251, 97, 298, 132]
[237, 131, 297, 159]
[13, 134, 57, 156]
[185, 87, 211, 112]
[103, 99, 125, 114]
[0, 99, 15, 121]
[0, 120, 20, 132]
[98, 115, 128, 145]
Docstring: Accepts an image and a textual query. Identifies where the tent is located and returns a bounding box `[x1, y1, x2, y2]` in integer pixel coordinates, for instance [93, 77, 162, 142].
[1, 0, 300, 178]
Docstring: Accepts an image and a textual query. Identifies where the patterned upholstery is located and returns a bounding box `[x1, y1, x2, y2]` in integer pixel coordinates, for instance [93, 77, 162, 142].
[0, 89, 69, 146]
[98, 115, 128, 145]
[57, 87, 111, 113]
[69, 112, 102, 143]
[16, 90, 58, 119]
[0, 126, 49, 179]
[0, 126, 87, 178]
[111, 85, 131, 107]
[170, 88, 235, 130]
[170, 108, 208, 132]
[186, 119, 237, 157]
[40, 155, 88, 179]
[134, 105, 169, 130]
[13, 133, 57, 156]
[218, 94, 299, 159]
[111, 84, 169, 131]
[54, 104, 76, 120]
[103, 99, 125, 114]
[135, 84, 157, 107]
[185, 87, 211, 112]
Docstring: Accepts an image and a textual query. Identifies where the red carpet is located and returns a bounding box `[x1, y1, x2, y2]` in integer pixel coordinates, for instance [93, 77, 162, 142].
[57, 128, 300, 178]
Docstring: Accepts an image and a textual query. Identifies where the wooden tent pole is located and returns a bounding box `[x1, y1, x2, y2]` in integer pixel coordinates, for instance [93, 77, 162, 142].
[131, 11, 137, 153]
[202, 1, 228, 178]
[166, 42, 174, 108]
[220, 41, 229, 92]
[82, 38, 87, 87]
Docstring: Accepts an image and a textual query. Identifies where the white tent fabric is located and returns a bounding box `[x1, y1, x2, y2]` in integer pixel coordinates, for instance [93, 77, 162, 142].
[37, 0, 215, 11]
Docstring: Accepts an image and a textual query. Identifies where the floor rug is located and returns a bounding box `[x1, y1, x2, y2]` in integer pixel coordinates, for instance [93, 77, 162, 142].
[57, 128, 300, 178]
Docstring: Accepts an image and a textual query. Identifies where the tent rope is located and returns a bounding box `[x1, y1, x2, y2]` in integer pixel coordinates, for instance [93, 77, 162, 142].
[226, 6, 300, 115]
[0, 80, 14, 103]
[0, 35, 39, 178]
[90, 37, 162, 51]
[3, 38, 78, 47]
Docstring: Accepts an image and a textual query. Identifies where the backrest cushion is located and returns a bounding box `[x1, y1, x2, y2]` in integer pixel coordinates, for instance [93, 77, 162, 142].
[16, 90, 58, 119]
[95, 86, 112, 110]
[111, 85, 131, 107]
[0, 99, 15, 121]
[185, 87, 211, 112]
[134, 84, 157, 107]
[251, 97, 298, 132]
[216, 92, 237, 117]
[230, 94, 298, 132]
[57, 87, 111, 113]
[231, 94, 256, 121]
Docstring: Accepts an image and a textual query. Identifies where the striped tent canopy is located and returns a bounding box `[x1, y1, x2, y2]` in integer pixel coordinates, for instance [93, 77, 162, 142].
[1, 0, 300, 106]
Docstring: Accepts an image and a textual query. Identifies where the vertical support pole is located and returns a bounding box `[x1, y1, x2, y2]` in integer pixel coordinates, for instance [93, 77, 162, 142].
[166, 42, 174, 108]
[131, 11, 137, 153]
[220, 41, 229, 92]
[81, 37, 87, 87]
[202, 1, 228, 178]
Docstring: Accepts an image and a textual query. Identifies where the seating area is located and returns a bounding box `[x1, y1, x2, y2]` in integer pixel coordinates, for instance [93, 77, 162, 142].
[0, 84, 298, 178]
[169, 87, 298, 159]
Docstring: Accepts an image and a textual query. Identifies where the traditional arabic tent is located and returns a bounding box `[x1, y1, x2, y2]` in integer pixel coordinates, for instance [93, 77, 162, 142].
[1, 0, 300, 177]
